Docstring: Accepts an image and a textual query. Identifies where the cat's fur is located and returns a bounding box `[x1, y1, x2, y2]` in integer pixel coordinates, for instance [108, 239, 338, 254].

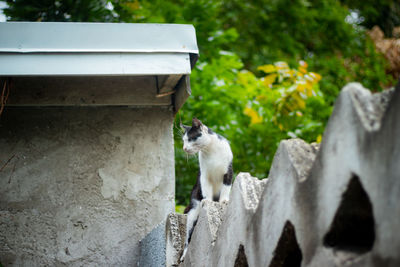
[180, 118, 233, 261]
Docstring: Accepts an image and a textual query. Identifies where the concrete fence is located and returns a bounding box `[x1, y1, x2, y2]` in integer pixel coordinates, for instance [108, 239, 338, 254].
[139, 81, 400, 267]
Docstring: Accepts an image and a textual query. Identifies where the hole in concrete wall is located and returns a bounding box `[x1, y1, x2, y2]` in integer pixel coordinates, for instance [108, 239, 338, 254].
[269, 220, 302, 267]
[323, 174, 375, 254]
[234, 244, 249, 267]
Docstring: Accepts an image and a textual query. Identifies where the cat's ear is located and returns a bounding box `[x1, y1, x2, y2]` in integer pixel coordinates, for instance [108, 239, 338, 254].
[180, 123, 190, 132]
[192, 118, 202, 129]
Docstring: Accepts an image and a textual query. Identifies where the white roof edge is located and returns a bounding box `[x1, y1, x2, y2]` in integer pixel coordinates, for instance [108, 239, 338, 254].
[0, 48, 199, 54]
[0, 53, 192, 76]
[0, 22, 199, 54]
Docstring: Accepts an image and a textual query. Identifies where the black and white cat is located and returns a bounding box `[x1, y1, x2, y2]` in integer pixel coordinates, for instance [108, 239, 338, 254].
[180, 118, 233, 261]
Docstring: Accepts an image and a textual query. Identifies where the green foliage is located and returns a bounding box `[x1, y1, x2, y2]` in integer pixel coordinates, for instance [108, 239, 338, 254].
[220, 0, 355, 66]
[175, 204, 186, 214]
[174, 56, 330, 205]
[3, 0, 116, 22]
[308, 37, 393, 104]
[1, 0, 396, 206]
[117, 0, 394, 104]
[112, 0, 237, 62]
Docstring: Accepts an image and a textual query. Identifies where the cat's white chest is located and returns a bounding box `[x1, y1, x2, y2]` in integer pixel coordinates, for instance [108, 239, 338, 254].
[201, 155, 227, 182]
[199, 140, 232, 183]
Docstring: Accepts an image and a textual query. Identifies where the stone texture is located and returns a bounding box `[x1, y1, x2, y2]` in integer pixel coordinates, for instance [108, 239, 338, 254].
[284, 138, 319, 182]
[347, 82, 394, 131]
[166, 214, 186, 267]
[0, 107, 175, 266]
[164, 82, 400, 267]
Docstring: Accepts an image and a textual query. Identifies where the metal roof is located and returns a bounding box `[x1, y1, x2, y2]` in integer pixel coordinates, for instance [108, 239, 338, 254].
[0, 22, 198, 111]
[0, 22, 199, 76]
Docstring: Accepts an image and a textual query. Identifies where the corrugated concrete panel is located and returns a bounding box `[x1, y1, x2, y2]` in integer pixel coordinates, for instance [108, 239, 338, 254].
[145, 82, 400, 267]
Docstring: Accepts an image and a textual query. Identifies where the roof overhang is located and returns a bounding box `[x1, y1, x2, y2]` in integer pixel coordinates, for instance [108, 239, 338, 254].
[0, 22, 199, 112]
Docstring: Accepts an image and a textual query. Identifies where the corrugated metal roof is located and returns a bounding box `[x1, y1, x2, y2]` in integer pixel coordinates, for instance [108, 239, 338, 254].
[0, 22, 198, 76]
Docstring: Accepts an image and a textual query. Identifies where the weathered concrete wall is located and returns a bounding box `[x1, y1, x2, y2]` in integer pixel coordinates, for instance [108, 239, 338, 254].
[142, 82, 400, 266]
[0, 106, 175, 266]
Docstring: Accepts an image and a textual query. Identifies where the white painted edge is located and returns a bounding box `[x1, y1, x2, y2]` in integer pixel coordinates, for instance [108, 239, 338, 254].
[0, 53, 192, 76]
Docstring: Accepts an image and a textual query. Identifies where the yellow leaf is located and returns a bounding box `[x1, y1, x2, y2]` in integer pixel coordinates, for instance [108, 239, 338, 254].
[316, 134, 322, 143]
[275, 61, 289, 70]
[256, 95, 267, 102]
[306, 88, 313, 97]
[237, 72, 249, 86]
[258, 64, 276, 73]
[244, 107, 263, 124]
[309, 72, 322, 82]
[298, 61, 312, 75]
[304, 81, 314, 97]
[281, 68, 292, 78]
[124, 1, 140, 11]
[263, 74, 277, 87]
[292, 93, 306, 109]
[304, 79, 313, 88]
[299, 60, 308, 68]
[296, 81, 307, 92]
[278, 124, 284, 130]
[299, 66, 308, 74]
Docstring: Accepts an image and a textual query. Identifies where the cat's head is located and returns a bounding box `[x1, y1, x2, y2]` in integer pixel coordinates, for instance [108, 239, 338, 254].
[181, 118, 211, 154]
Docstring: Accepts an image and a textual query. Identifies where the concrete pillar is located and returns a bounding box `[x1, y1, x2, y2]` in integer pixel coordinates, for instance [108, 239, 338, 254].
[0, 106, 175, 266]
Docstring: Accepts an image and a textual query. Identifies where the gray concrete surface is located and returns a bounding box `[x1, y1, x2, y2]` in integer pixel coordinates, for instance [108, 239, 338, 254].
[210, 173, 267, 267]
[183, 200, 227, 267]
[0, 107, 175, 266]
[138, 220, 166, 267]
[160, 82, 400, 267]
[2, 76, 171, 107]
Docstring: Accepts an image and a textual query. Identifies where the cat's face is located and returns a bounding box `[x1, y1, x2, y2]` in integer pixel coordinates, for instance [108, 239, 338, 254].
[182, 118, 211, 154]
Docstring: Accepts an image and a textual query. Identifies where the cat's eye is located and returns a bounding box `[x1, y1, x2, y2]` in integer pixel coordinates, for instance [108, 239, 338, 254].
[188, 133, 202, 142]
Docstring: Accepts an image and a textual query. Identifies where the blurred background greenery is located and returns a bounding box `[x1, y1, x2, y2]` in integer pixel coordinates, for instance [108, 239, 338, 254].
[1, 0, 399, 207]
